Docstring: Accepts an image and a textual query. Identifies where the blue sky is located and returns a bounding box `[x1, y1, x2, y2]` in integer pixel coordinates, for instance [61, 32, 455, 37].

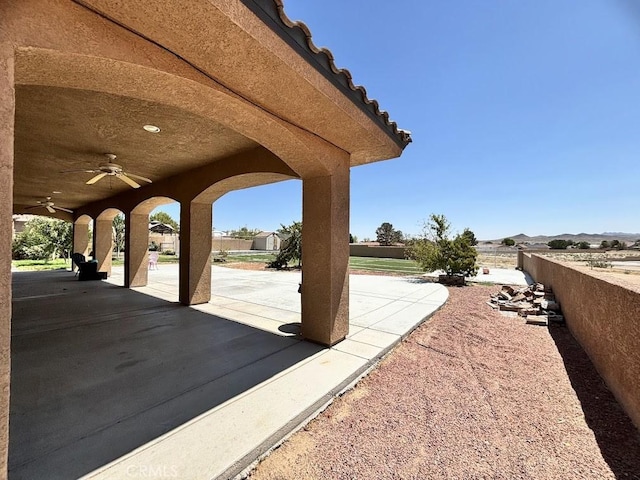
[156, 0, 640, 240]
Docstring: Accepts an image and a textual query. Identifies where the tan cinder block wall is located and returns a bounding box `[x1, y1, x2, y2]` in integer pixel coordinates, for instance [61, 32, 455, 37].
[211, 238, 254, 251]
[349, 245, 408, 259]
[520, 252, 640, 429]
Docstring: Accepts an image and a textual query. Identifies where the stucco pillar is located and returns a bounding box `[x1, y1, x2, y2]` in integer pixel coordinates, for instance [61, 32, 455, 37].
[179, 202, 212, 305]
[301, 162, 350, 346]
[125, 212, 149, 287]
[0, 43, 14, 480]
[94, 218, 114, 276]
[72, 220, 90, 271]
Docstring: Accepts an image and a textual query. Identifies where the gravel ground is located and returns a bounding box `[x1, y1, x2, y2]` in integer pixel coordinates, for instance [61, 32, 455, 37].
[248, 285, 640, 480]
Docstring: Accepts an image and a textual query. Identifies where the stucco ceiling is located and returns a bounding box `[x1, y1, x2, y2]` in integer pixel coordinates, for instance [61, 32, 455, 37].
[13, 85, 259, 211]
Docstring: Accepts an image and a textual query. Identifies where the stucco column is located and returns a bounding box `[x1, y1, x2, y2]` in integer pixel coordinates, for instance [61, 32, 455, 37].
[0, 43, 14, 479]
[72, 220, 90, 271]
[301, 162, 350, 346]
[94, 218, 114, 276]
[125, 212, 149, 287]
[179, 201, 212, 305]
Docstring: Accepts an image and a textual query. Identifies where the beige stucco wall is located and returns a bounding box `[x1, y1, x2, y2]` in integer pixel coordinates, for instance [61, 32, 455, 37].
[519, 252, 640, 429]
[149, 234, 179, 253]
[0, 42, 14, 478]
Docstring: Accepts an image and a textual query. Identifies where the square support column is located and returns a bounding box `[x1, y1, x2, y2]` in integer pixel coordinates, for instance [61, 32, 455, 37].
[72, 221, 90, 272]
[301, 163, 350, 346]
[179, 202, 212, 305]
[95, 218, 114, 276]
[0, 44, 14, 479]
[124, 212, 150, 288]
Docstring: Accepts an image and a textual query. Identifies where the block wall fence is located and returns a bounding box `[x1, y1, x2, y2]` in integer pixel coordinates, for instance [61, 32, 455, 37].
[518, 251, 640, 429]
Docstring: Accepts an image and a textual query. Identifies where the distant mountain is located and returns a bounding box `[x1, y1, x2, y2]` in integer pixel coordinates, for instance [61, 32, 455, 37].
[485, 232, 640, 244]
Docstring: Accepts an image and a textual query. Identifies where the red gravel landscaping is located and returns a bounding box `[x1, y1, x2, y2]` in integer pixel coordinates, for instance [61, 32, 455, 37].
[249, 285, 640, 480]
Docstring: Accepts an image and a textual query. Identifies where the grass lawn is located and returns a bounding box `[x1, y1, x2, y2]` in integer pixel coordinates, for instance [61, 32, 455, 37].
[224, 254, 421, 275]
[12, 254, 422, 276]
[225, 253, 277, 263]
[112, 255, 180, 266]
[12, 258, 71, 271]
[12, 254, 180, 271]
[349, 256, 422, 275]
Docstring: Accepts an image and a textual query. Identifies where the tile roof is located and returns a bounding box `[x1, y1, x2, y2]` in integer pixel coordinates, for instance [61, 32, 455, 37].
[243, 0, 412, 148]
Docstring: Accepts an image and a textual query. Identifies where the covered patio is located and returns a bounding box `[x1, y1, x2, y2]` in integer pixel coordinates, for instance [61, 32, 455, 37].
[10, 267, 446, 479]
[1, 0, 411, 477]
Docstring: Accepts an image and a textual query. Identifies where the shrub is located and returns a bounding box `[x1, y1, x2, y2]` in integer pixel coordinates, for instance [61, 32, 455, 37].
[162, 249, 175, 256]
[409, 214, 478, 279]
[587, 257, 612, 269]
[268, 221, 302, 270]
[501, 238, 515, 246]
[548, 239, 572, 249]
[148, 241, 160, 251]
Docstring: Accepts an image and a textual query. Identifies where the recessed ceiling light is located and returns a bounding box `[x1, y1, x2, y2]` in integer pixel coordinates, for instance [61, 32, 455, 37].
[52, 191, 62, 194]
[143, 124, 161, 133]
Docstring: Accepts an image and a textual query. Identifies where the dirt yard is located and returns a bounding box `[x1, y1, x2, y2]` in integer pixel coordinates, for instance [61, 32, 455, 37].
[248, 286, 640, 480]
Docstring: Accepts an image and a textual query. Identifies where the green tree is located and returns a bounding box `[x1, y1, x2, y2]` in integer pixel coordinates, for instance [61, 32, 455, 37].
[576, 241, 591, 249]
[228, 226, 261, 239]
[461, 228, 478, 246]
[375, 222, 403, 246]
[501, 237, 515, 246]
[150, 211, 179, 233]
[611, 240, 627, 250]
[112, 214, 125, 259]
[600, 240, 610, 249]
[548, 239, 572, 249]
[269, 221, 302, 269]
[409, 214, 478, 280]
[12, 217, 72, 261]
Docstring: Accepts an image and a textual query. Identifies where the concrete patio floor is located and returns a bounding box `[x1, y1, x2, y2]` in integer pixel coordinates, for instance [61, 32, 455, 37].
[9, 265, 447, 480]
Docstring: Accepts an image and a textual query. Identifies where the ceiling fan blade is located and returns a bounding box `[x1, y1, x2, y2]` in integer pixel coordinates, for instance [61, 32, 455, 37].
[24, 205, 39, 210]
[54, 206, 74, 213]
[46, 205, 56, 214]
[117, 173, 141, 188]
[124, 172, 152, 184]
[61, 169, 99, 173]
[86, 172, 108, 185]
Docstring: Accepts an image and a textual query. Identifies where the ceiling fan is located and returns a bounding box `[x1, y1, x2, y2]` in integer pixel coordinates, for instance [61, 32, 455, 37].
[63, 153, 152, 189]
[25, 197, 73, 214]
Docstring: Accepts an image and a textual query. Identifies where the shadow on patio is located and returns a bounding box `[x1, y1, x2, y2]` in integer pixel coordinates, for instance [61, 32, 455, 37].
[9, 270, 321, 480]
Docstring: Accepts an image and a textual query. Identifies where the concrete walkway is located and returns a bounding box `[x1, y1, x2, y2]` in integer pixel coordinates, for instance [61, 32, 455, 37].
[9, 265, 447, 480]
[423, 267, 533, 286]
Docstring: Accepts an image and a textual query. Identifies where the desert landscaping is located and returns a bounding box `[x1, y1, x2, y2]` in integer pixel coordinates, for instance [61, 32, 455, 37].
[248, 285, 640, 479]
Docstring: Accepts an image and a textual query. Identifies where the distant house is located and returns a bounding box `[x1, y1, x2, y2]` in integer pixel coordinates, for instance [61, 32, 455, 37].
[148, 221, 178, 253]
[252, 231, 281, 251]
[149, 221, 176, 235]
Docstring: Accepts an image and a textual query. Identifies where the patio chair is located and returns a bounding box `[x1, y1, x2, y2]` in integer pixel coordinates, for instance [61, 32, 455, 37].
[148, 251, 159, 270]
[71, 252, 86, 276]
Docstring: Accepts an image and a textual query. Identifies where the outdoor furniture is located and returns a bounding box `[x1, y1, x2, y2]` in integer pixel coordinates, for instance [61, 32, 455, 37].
[148, 252, 159, 270]
[77, 260, 106, 281]
[71, 252, 86, 276]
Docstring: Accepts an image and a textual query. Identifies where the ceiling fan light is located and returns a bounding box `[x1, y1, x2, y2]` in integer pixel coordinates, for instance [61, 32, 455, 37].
[143, 124, 161, 133]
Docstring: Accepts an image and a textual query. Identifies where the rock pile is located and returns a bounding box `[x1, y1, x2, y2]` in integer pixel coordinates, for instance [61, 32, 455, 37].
[487, 284, 564, 326]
